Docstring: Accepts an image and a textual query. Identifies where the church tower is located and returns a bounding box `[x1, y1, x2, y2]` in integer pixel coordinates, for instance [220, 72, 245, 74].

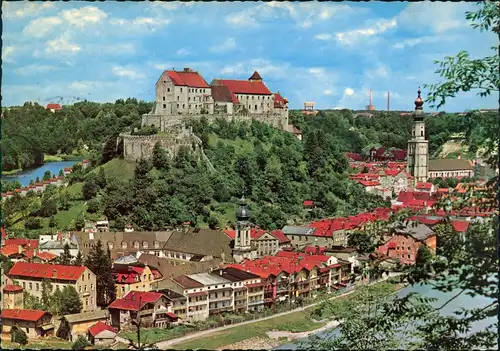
[406, 88, 429, 184]
[232, 197, 257, 263]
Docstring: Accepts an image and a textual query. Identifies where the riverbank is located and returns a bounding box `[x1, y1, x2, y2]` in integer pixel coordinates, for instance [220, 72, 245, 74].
[44, 154, 86, 163]
[164, 275, 403, 350]
[2, 155, 84, 177]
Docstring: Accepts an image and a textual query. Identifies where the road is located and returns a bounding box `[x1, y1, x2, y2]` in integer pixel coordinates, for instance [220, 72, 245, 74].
[154, 273, 402, 349]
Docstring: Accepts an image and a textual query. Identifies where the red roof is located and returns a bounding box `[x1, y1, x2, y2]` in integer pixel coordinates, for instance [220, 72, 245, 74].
[113, 265, 163, 284]
[3, 238, 38, 248]
[46, 103, 62, 110]
[451, 220, 470, 233]
[165, 70, 209, 88]
[345, 153, 363, 161]
[416, 182, 433, 190]
[1, 244, 20, 257]
[108, 291, 165, 311]
[1, 227, 6, 239]
[36, 251, 58, 261]
[166, 312, 178, 319]
[270, 230, 290, 243]
[214, 79, 272, 95]
[9, 262, 86, 281]
[1, 309, 49, 322]
[3, 284, 24, 293]
[88, 322, 117, 337]
[357, 180, 381, 187]
[274, 92, 288, 108]
[303, 200, 314, 207]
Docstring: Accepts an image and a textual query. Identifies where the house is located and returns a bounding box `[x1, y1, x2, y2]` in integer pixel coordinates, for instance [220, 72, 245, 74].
[223, 228, 290, 257]
[57, 309, 109, 341]
[415, 182, 435, 193]
[112, 260, 163, 299]
[108, 291, 172, 331]
[8, 262, 98, 312]
[88, 322, 117, 346]
[38, 233, 79, 257]
[46, 103, 62, 113]
[323, 246, 360, 273]
[211, 84, 238, 115]
[3, 284, 24, 309]
[281, 226, 317, 248]
[428, 159, 474, 179]
[155, 68, 213, 115]
[1, 309, 54, 338]
[187, 272, 235, 315]
[211, 71, 274, 115]
[212, 267, 265, 312]
[377, 223, 436, 264]
[153, 288, 187, 320]
[158, 275, 209, 321]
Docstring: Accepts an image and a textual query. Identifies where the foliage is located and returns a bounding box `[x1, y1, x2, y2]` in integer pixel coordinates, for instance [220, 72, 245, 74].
[1, 99, 153, 172]
[59, 286, 83, 316]
[11, 326, 28, 345]
[84, 240, 115, 306]
[57, 243, 73, 265]
[71, 335, 90, 350]
[74, 251, 83, 266]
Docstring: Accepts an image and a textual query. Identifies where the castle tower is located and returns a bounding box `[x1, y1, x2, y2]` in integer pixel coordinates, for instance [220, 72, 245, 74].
[248, 71, 263, 82]
[232, 197, 256, 263]
[406, 88, 429, 184]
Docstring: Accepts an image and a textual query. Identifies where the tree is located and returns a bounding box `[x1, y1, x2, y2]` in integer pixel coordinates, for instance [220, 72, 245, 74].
[43, 170, 52, 181]
[39, 197, 58, 217]
[152, 142, 170, 171]
[347, 230, 375, 254]
[49, 215, 58, 228]
[59, 286, 83, 315]
[74, 213, 85, 231]
[95, 166, 107, 189]
[11, 326, 28, 345]
[207, 214, 219, 229]
[58, 243, 73, 265]
[82, 179, 99, 200]
[73, 251, 83, 266]
[59, 169, 64, 177]
[24, 217, 41, 229]
[72, 335, 90, 350]
[86, 197, 101, 213]
[84, 240, 115, 306]
[41, 280, 53, 308]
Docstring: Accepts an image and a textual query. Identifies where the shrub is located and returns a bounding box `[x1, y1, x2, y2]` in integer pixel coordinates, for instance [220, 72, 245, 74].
[72, 335, 90, 350]
[11, 326, 28, 345]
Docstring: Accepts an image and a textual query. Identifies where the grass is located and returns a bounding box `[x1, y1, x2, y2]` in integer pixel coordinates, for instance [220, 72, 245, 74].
[208, 133, 255, 155]
[88, 158, 136, 181]
[54, 201, 86, 229]
[44, 154, 86, 162]
[173, 311, 324, 350]
[2, 339, 73, 349]
[2, 168, 22, 176]
[65, 182, 84, 200]
[119, 325, 195, 344]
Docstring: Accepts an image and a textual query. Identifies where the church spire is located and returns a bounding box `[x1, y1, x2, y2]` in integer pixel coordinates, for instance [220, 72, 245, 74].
[414, 87, 424, 111]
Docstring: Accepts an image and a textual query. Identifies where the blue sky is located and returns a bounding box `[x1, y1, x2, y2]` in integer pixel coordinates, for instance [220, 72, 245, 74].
[2, 1, 497, 111]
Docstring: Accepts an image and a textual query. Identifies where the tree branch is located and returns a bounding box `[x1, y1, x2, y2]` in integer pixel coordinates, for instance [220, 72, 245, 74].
[435, 288, 466, 311]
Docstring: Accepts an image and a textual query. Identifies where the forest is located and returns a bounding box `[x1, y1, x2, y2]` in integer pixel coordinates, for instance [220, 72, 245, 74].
[2, 99, 497, 233]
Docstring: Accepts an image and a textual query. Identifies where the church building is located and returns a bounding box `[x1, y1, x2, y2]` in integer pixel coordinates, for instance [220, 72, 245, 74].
[231, 198, 258, 263]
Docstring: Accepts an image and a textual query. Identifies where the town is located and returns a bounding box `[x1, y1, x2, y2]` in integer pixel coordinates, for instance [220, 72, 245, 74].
[2, 1, 497, 350]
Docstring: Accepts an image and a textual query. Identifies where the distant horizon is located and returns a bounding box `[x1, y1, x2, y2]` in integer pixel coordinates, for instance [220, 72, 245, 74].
[2, 1, 497, 111]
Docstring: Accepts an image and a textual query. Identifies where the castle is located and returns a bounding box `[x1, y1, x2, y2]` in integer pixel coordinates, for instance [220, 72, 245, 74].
[122, 68, 295, 161]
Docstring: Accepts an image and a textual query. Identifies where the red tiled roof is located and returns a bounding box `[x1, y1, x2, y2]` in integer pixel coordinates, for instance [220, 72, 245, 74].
[1, 244, 20, 257]
[213, 79, 272, 95]
[3, 284, 24, 293]
[303, 200, 314, 207]
[113, 265, 163, 284]
[1, 309, 48, 322]
[274, 92, 287, 108]
[357, 180, 380, 187]
[345, 152, 363, 161]
[249, 71, 262, 80]
[46, 103, 62, 110]
[166, 312, 178, 319]
[391, 149, 407, 160]
[451, 220, 470, 233]
[108, 291, 165, 311]
[3, 238, 38, 248]
[9, 262, 86, 281]
[36, 251, 58, 261]
[211, 85, 239, 103]
[88, 322, 117, 337]
[270, 230, 290, 243]
[165, 70, 209, 88]
[416, 182, 433, 190]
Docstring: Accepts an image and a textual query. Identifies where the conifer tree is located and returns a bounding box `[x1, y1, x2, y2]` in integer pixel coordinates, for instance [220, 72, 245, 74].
[84, 240, 115, 306]
[57, 243, 73, 265]
[73, 251, 83, 266]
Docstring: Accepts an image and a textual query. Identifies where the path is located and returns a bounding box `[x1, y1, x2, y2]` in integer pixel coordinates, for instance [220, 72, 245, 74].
[267, 319, 341, 340]
[155, 273, 402, 349]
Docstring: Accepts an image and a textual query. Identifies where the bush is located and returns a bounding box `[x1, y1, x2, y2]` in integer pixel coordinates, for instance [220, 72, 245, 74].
[11, 326, 28, 345]
[24, 217, 42, 229]
[72, 335, 90, 350]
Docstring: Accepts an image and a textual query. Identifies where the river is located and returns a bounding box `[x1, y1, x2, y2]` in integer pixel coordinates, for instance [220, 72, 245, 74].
[2, 161, 79, 187]
[277, 282, 497, 349]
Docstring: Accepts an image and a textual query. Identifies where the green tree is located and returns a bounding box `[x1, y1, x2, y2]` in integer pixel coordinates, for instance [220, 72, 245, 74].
[59, 169, 64, 177]
[347, 230, 375, 254]
[86, 197, 101, 213]
[57, 243, 73, 265]
[59, 286, 83, 315]
[74, 213, 85, 231]
[73, 251, 83, 266]
[82, 179, 99, 200]
[42, 170, 52, 181]
[84, 240, 115, 306]
[24, 217, 41, 229]
[49, 215, 57, 228]
[11, 326, 28, 345]
[152, 142, 171, 171]
[95, 166, 107, 189]
[39, 197, 58, 217]
[71, 335, 90, 350]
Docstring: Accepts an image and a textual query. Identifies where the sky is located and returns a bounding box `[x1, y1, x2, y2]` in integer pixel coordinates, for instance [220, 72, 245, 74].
[2, 1, 498, 112]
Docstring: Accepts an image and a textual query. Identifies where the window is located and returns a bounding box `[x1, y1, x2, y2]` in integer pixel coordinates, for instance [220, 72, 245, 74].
[121, 241, 128, 249]
[163, 104, 166, 108]
[167, 88, 170, 92]
[88, 273, 90, 280]
[29, 283, 32, 290]
[134, 241, 140, 249]
[180, 88, 183, 92]
[408, 246, 411, 251]
[421, 130, 424, 136]
[255, 105, 258, 110]
[143, 241, 149, 249]
[162, 96, 165, 101]
[26, 328, 30, 333]
[36, 283, 39, 291]
[85, 285, 88, 292]
[91, 283, 94, 290]
[177, 96, 180, 101]
[79, 286, 82, 293]
[154, 241, 160, 249]
[86, 299, 89, 306]
[408, 254, 411, 259]
[177, 104, 179, 108]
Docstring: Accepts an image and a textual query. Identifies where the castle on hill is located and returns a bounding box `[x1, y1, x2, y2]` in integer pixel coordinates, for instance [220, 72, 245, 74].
[144, 68, 292, 132]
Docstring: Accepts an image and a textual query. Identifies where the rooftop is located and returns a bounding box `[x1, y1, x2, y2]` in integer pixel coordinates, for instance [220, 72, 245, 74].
[9, 262, 87, 281]
[187, 272, 233, 286]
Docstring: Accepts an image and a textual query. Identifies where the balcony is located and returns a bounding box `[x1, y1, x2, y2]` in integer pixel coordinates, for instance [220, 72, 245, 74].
[209, 295, 233, 302]
[138, 308, 154, 317]
[234, 294, 247, 301]
[188, 299, 208, 306]
[209, 306, 233, 314]
[248, 290, 264, 296]
[248, 300, 264, 305]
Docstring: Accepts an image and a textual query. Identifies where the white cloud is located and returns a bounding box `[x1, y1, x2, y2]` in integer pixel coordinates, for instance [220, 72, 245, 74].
[210, 38, 237, 53]
[176, 48, 191, 56]
[219, 59, 289, 79]
[397, 2, 471, 34]
[344, 88, 355, 96]
[335, 18, 397, 46]
[2, 46, 16, 63]
[315, 33, 333, 41]
[323, 89, 334, 96]
[60, 6, 108, 28]
[15, 65, 57, 76]
[112, 66, 146, 80]
[150, 2, 195, 11]
[110, 17, 170, 32]
[366, 65, 390, 80]
[392, 35, 458, 49]
[23, 17, 63, 38]
[44, 34, 82, 56]
[3, 2, 55, 19]
[225, 8, 259, 27]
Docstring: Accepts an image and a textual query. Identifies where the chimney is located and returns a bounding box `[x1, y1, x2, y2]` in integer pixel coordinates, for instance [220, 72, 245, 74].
[18, 245, 23, 255]
[457, 152, 461, 159]
[387, 92, 390, 112]
[52, 269, 57, 278]
[369, 89, 372, 106]
[219, 270, 223, 276]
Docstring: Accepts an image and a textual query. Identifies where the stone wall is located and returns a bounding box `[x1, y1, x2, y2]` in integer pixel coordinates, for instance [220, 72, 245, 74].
[141, 113, 288, 132]
[121, 129, 202, 162]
